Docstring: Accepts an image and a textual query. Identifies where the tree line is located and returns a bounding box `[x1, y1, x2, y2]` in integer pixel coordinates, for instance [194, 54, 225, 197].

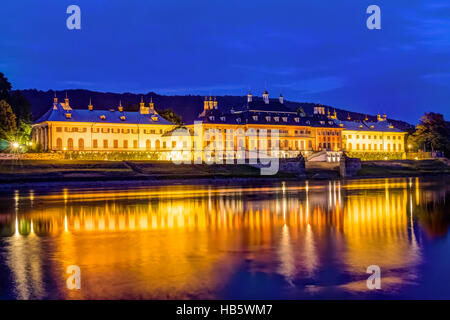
[0, 72, 32, 151]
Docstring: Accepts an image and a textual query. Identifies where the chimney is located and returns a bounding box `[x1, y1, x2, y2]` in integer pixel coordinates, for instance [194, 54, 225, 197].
[247, 90, 252, 103]
[118, 100, 123, 112]
[279, 93, 283, 104]
[213, 97, 218, 109]
[64, 92, 69, 107]
[53, 93, 58, 104]
[263, 90, 269, 104]
[88, 98, 93, 111]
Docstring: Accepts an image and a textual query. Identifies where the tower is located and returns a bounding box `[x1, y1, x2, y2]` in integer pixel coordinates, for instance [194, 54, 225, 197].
[263, 90, 269, 104]
[247, 90, 252, 103]
[149, 97, 157, 114]
[53, 92, 58, 104]
[140, 96, 150, 114]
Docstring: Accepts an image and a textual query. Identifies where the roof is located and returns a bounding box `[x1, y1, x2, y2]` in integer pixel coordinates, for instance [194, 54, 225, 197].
[245, 97, 295, 113]
[34, 103, 174, 125]
[337, 119, 405, 132]
[189, 106, 341, 128]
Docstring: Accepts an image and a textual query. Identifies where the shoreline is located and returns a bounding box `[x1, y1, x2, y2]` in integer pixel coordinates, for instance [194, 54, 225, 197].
[1, 158, 449, 190]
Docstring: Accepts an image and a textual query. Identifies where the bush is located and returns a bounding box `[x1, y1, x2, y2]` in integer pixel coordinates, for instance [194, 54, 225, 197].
[63, 151, 161, 161]
[346, 152, 405, 161]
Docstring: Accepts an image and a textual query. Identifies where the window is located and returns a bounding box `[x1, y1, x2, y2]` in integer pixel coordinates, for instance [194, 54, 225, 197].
[56, 127, 62, 133]
[56, 138, 62, 150]
[163, 141, 166, 148]
[103, 140, 108, 148]
[101, 128, 109, 133]
[348, 143, 352, 150]
[93, 139, 98, 148]
[133, 140, 138, 148]
[113, 140, 118, 148]
[78, 138, 84, 151]
[68, 138, 74, 150]
[253, 116, 258, 121]
[155, 140, 160, 150]
[356, 144, 360, 150]
[146, 140, 151, 150]
[282, 117, 287, 122]
[294, 117, 299, 123]
[123, 140, 128, 149]
[172, 141, 176, 148]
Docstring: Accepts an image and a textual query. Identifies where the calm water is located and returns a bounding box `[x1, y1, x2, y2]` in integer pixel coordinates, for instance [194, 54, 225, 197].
[1, 177, 450, 300]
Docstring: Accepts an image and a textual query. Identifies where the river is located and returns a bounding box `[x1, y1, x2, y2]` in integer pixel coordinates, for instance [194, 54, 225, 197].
[1, 177, 450, 299]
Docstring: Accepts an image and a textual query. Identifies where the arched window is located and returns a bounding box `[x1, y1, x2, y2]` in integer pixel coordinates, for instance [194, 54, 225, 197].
[146, 139, 151, 150]
[67, 138, 74, 150]
[56, 138, 63, 150]
[78, 138, 84, 151]
[155, 140, 160, 150]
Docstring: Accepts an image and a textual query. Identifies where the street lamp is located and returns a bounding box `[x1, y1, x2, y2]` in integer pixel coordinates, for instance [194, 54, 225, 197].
[12, 142, 19, 149]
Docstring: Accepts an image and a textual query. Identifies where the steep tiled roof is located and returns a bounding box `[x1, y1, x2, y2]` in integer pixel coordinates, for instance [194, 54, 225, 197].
[34, 103, 174, 125]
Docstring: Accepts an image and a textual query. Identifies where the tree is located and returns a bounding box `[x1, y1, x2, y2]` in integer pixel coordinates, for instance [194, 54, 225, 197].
[8, 91, 32, 123]
[156, 108, 183, 125]
[0, 72, 12, 101]
[0, 99, 17, 141]
[408, 112, 450, 157]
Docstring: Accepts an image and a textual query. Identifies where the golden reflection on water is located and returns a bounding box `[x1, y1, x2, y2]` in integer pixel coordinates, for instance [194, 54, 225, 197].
[1, 177, 449, 299]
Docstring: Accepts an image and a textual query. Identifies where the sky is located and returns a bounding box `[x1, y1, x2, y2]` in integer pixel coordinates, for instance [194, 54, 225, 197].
[1, 0, 450, 124]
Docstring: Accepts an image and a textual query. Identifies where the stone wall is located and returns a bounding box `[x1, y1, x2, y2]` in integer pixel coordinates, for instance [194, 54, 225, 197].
[340, 154, 362, 177]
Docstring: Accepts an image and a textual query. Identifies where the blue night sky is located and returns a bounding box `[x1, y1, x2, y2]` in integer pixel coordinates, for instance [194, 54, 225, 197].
[1, 0, 449, 124]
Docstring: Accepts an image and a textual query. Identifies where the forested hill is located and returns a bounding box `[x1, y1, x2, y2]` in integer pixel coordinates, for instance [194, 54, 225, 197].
[17, 89, 414, 131]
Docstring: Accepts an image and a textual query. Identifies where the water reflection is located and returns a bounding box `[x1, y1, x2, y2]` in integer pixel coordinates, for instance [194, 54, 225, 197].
[1, 177, 450, 299]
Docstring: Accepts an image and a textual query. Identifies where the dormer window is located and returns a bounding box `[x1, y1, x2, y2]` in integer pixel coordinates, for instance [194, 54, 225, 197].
[282, 117, 287, 122]
[100, 115, 106, 120]
[151, 116, 158, 121]
[220, 116, 226, 121]
[120, 116, 126, 121]
[236, 118, 241, 123]
[265, 116, 271, 122]
[328, 121, 333, 125]
[209, 116, 215, 121]
[320, 121, 325, 125]
[359, 125, 363, 128]
[253, 115, 258, 121]
[294, 117, 299, 123]
[274, 117, 279, 122]
[370, 125, 374, 128]
[65, 113, 71, 119]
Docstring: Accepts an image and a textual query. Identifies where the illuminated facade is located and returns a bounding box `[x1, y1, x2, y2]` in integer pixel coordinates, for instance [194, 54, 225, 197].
[185, 91, 343, 161]
[32, 92, 407, 160]
[338, 114, 407, 153]
[32, 96, 177, 155]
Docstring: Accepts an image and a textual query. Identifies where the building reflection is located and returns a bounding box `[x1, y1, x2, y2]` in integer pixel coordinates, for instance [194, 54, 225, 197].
[0, 178, 449, 299]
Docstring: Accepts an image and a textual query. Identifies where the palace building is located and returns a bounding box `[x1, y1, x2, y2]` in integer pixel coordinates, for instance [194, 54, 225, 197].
[337, 114, 407, 153]
[32, 95, 176, 154]
[32, 91, 406, 161]
[184, 91, 344, 161]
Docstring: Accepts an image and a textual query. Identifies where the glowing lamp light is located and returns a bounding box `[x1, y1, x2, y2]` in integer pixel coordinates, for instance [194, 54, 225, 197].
[12, 142, 19, 149]
[384, 156, 388, 160]
[63, 147, 67, 151]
